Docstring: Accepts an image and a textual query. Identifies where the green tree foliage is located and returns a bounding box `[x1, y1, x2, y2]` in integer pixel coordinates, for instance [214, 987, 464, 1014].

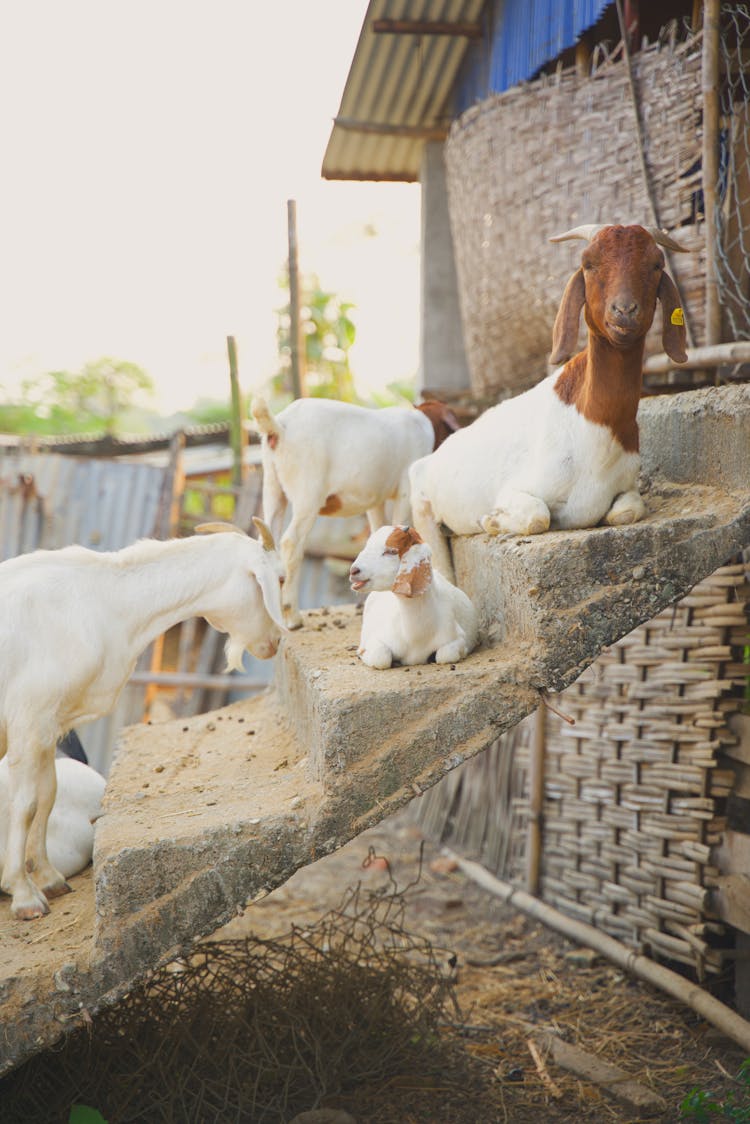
[0, 357, 154, 436]
[274, 273, 358, 404]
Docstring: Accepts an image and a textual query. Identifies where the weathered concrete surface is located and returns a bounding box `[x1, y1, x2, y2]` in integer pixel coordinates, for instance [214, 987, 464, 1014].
[1, 384, 749, 1077]
[454, 481, 750, 692]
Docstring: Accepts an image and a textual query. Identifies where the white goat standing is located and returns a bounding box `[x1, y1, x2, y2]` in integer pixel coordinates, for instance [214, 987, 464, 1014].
[0, 518, 284, 921]
[0, 757, 105, 882]
[349, 525, 479, 669]
[409, 224, 689, 580]
[251, 396, 459, 629]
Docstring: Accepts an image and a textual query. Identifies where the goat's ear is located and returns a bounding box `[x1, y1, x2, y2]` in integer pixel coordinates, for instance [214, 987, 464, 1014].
[550, 268, 586, 365]
[252, 517, 276, 552]
[657, 271, 688, 364]
[251, 564, 287, 631]
[392, 545, 432, 597]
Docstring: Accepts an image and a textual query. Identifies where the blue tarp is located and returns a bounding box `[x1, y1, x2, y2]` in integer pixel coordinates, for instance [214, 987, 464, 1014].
[456, 0, 612, 111]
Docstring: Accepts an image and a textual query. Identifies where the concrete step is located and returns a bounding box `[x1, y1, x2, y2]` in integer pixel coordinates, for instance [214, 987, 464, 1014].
[1, 384, 748, 1077]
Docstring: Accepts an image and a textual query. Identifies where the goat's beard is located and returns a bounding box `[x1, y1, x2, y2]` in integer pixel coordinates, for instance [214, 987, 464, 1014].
[224, 636, 246, 673]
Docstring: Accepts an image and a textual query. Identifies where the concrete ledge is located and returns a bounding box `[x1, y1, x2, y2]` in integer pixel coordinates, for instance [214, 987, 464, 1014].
[1, 384, 748, 1078]
[454, 481, 750, 692]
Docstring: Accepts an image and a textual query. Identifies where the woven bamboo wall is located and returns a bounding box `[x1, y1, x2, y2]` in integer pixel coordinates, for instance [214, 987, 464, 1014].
[444, 33, 705, 398]
[416, 559, 750, 978]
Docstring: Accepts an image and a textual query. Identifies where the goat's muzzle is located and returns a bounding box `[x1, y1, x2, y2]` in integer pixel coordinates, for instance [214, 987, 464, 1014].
[349, 564, 368, 593]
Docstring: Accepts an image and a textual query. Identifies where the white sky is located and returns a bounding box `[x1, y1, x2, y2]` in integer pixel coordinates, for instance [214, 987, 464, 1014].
[0, 2, 420, 414]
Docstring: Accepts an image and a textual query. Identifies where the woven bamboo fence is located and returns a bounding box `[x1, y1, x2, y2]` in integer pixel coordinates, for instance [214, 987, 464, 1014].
[445, 31, 706, 398]
[417, 559, 750, 979]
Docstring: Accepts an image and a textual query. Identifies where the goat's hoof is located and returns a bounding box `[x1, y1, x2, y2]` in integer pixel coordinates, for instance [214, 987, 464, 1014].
[44, 880, 73, 899]
[524, 515, 550, 535]
[10, 891, 51, 921]
[605, 509, 640, 527]
[480, 514, 503, 536]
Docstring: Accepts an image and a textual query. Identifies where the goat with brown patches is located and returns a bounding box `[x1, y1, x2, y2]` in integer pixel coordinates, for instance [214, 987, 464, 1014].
[409, 224, 689, 580]
[349, 525, 478, 669]
[252, 396, 459, 629]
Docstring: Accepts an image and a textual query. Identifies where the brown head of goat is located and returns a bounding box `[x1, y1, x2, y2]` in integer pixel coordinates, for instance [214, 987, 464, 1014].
[549, 224, 689, 451]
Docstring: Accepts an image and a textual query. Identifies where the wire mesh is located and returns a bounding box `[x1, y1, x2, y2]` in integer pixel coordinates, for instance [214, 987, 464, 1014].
[716, 5, 750, 342]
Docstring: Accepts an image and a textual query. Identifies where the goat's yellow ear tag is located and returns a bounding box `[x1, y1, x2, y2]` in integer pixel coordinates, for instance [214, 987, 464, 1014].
[671, 307, 685, 326]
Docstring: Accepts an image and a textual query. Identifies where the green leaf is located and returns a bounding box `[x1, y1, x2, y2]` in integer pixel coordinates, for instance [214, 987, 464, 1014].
[69, 1106, 108, 1124]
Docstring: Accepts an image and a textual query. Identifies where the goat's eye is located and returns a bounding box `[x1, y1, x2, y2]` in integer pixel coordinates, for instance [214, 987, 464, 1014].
[653, 261, 663, 272]
[384, 547, 398, 556]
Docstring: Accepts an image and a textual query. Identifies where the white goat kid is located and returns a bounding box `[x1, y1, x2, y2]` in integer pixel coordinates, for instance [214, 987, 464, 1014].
[0, 757, 105, 882]
[409, 224, 689, 581]
[0, 518, 284, 921]
[349, 525, 478, 669]
[251, 395, 459, 629]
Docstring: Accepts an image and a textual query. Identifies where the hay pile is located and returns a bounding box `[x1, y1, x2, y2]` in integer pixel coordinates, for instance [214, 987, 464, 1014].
[0, 873, 495, 1124]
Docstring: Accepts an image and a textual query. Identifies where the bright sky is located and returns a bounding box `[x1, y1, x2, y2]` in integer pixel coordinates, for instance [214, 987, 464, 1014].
[0, 2, 420, 415]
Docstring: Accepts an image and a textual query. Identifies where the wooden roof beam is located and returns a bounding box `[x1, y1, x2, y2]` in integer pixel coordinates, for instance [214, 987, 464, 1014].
[371, 18, 482, 38]
[332, 116, 449, 141]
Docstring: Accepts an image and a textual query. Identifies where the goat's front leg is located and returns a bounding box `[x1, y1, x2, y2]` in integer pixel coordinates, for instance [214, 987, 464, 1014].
[2, 738, 62, 919]
[25, 751, 72, 902]
[365, 504, 387, 533]
[409, 478, 455, 581]
[481, 490, 551, 537]
[358, 639, 394, 669]
[435, 629, 469, 665]
[279, 510, 318, 629]
[604, 490, 645, 527]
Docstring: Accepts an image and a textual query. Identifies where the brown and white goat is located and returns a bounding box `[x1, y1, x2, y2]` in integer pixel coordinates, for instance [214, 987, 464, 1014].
[349, 524, 478, 668]
[409, 224, 689, 580]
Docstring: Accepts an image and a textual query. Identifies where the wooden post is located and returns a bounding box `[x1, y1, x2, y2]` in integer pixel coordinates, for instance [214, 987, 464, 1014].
[144, 430, 185, 720]
[703, 0, 722, 348]
[287, 199, 306, 398]
[526, 705, 546, 894]
[227, 334, 246, 487]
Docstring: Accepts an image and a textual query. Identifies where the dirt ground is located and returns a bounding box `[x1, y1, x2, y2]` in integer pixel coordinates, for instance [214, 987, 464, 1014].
[212, 806, 749, 1124]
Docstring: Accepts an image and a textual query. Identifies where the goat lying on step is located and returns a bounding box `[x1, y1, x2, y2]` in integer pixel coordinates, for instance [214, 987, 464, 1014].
[349, 524, 478, 668]
[409, 224, 689, 580]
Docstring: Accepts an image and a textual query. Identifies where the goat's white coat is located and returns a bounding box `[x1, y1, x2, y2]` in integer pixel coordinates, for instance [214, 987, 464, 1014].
[0, 529, 285, 920]
[0, 757, 105, 879]
[409, 369, 642, 577]
[408, 223, 691, 581]
[350, 526, 479, 668]
[252, 396, 438, 629]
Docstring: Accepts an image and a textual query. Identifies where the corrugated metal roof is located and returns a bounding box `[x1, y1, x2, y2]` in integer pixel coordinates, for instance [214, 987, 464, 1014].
[322, 0, 612, 182]
[322, 0, 486, 182]
[455, 0, 610, 111]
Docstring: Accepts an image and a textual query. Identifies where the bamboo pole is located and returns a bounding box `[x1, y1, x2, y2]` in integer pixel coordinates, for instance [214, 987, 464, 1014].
[526, 706, 546, 894]
[130, 670, 266, 691]
[644, 339, 750, 373]
[451, 852, 750, 1055]
[227, 335, 246, 487]
[703, 0, 722, 348]
[287, 199, 306, 399]
[615, 0, 695, 348]
[144, 431, 185, 720]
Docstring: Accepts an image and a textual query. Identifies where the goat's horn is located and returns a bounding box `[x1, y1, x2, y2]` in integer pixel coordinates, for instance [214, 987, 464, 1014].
[642, 227, 692, 253]
[550, 223, 691, 253]
[195, 521, 246, 535]
[252, 517, 276, 552]
[549, 224, 606, 243]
